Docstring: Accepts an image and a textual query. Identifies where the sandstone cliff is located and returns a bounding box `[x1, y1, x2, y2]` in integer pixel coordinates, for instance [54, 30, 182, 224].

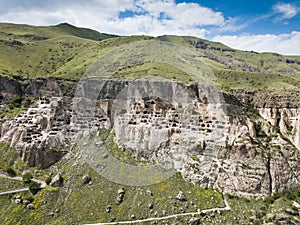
[0, 76, 299, 196]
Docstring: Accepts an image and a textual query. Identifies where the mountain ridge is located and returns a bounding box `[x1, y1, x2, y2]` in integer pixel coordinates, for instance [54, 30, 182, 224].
[0, 23, 300, 93]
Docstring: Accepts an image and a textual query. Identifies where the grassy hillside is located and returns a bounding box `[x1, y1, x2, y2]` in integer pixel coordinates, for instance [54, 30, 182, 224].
[1, 23, 300, 91]
[0, 23, 116, 41]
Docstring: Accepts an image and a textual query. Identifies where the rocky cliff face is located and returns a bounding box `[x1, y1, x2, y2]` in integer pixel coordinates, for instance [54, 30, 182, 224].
[93, 81, 299, 196]
[0, 76, 299, 196]
[0, 75, 75, 103]
[0, 97, 70, 168]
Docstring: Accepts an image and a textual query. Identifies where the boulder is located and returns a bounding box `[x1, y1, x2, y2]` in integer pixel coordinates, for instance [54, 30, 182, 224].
[50, 173, 64, 187]
[15, 199, 22, 204]
[27, 203, 35, 209]
[106, 205, 111, 213]
[146, 190, 153, 196]
[118, 188, 125, 195]
[189, 217, 201, 225]
[82, 175, 91, 185]
[176, 191, 186, 201]
[23, 200, 30, 206]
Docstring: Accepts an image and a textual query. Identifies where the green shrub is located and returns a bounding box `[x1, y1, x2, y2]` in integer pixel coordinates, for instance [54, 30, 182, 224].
[22, 172, 33, 184]
[5, 166, 16, 176]
[29, 181, 41, 195]
[10, 96, 23, 107]
[45, 175, 52, 185]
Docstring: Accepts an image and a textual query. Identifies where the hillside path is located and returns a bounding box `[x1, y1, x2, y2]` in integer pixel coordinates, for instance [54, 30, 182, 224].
[84, 193, 231, 225]
[0, 173, 46, 196]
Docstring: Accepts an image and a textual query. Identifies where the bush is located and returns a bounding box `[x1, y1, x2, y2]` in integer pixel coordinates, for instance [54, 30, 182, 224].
[29, 181, 41, 195]
[45, 175, 52, 185]
[10, 96, 23, 108]
[5, 166, 16, 176]
[22, 172, 33, 184]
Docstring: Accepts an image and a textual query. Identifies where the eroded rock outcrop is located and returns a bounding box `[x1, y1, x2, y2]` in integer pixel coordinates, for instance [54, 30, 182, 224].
[0, 78, 299, 196]
[0, 97, 71, 168]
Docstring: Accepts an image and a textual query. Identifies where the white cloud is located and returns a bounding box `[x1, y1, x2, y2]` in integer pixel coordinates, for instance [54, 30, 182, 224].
[272, 3, 298, 19]
[0, 0, 224, 37]
[212, 31, 300, 55]
[1, 0, 300, 55]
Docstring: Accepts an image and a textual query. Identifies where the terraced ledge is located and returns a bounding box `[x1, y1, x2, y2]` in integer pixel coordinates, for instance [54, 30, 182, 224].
[83, 193, 230, 225]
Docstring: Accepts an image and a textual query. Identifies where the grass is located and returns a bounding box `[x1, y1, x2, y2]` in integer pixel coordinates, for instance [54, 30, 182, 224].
[0, 143, 17, 168]
[25, 162, 224, 225]
[113, 61, 193, 83]
[1, 22, 299, 93]
[0, 177, 25, 192]
[214, 68, 300, 92]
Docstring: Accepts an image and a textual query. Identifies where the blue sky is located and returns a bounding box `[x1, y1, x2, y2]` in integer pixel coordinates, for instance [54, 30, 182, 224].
[0, 0, 300, 55]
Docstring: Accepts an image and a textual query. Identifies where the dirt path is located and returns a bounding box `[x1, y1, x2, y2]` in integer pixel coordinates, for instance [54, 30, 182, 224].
[0, 187, 29, 196]
[84, 193, 231, 225]
[0, 173, 46, 196]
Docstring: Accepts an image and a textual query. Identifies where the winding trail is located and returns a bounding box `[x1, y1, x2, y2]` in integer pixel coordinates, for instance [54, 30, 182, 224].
[0, 187, 29, 196]
[0, 173, 46, 196]
[84, 193, 231, 225]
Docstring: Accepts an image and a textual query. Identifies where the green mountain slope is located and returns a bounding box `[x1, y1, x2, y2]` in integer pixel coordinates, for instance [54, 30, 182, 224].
[0, 22, 117, 41]
[1, 23, 300, 92]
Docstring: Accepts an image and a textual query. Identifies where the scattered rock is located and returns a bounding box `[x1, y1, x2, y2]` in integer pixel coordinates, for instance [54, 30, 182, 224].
[250, 210, 257, 218]
[50, 173, 63, 187]
[27, 203, 35, 209]
[146, 190, 153, 196]
[176, 191, 186, 201]
[15, 195, 21, 199]
[275, 213, 289, 221]
[82, 175, 91, 185]
[106, 205, 111, 213]
[148, 203, 153, 209]
[266, 213, 275, 220]
[292, 201, 300, 209]
[188, 217, 201, 225]
[23, 200, 30, 206]
[285, 208, 298, 216]
[15, 199, 22, 204]
[118, 188, 125, 195]
[116, 195, 123, 205]
[131, 214, 135, 219]
[49, 212, 55, 217]
[116, 188, 125, 204]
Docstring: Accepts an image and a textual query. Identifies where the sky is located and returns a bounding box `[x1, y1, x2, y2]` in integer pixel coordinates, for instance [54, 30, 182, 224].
[0, 0, 300, 55]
